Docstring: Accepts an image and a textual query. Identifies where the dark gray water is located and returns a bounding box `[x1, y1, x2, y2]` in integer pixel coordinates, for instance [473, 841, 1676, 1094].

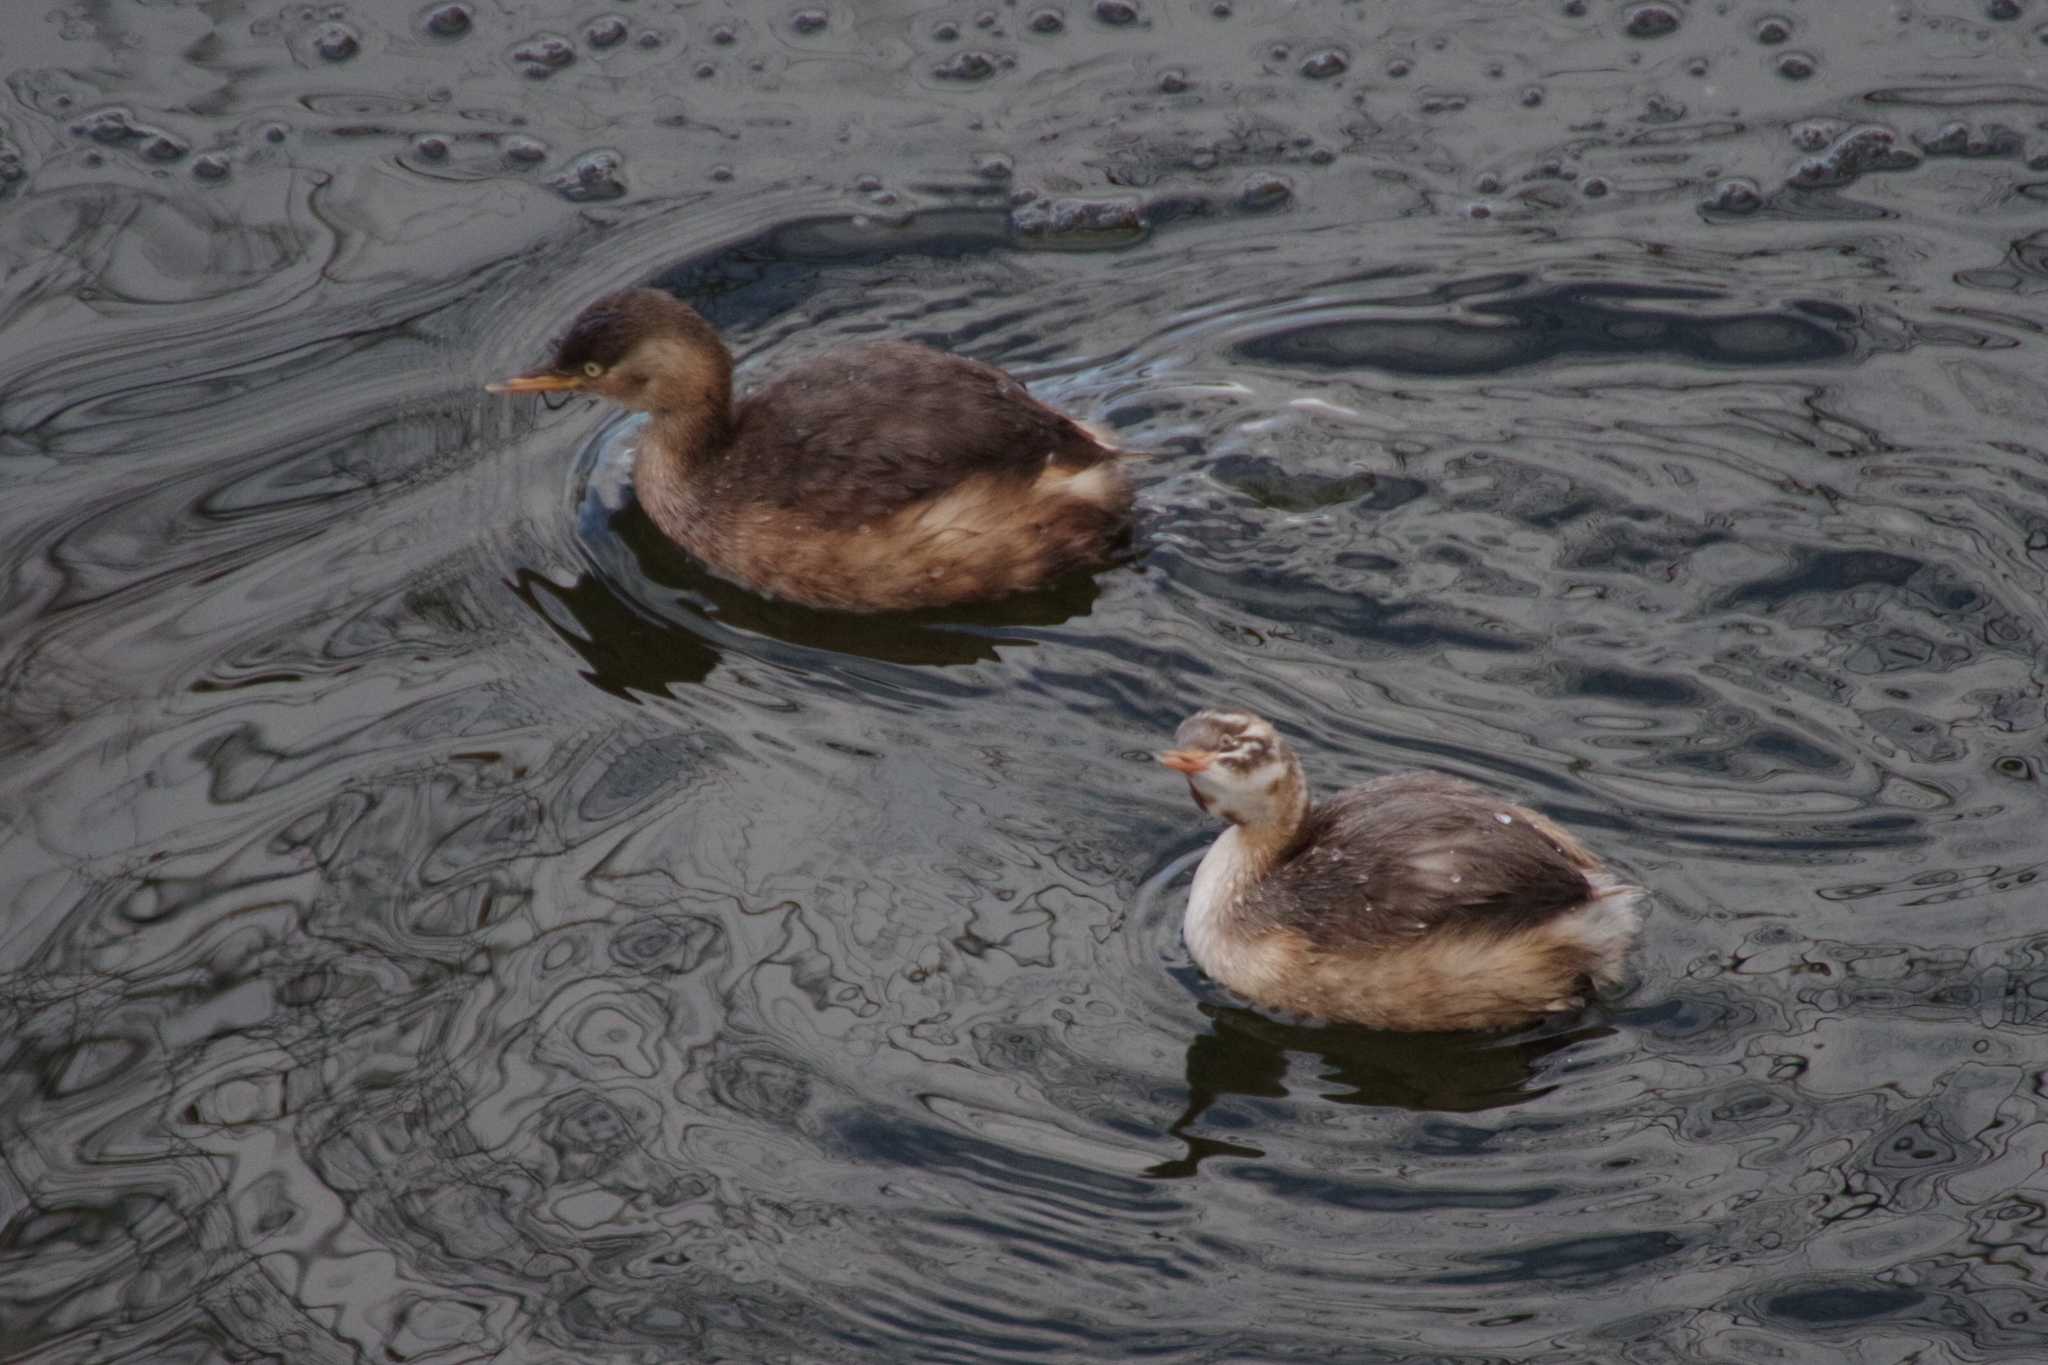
[5, 1, 2048, 1360]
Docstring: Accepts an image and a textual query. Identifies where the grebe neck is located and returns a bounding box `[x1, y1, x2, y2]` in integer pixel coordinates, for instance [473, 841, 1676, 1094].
[633, 394, 734, 541]
[1183, 766, 1310, 975]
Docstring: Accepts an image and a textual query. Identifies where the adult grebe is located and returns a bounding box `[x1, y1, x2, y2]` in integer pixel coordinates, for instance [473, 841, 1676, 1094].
[489, 288, 1137, 611]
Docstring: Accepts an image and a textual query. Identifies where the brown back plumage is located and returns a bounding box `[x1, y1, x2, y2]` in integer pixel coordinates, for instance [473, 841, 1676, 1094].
[725, 341, 1121, 532]
[1248, 771, 1599, 950]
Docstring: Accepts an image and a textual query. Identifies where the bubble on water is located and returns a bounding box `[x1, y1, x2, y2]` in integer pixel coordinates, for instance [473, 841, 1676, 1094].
[1915, 121, 2023, 157]
[313, 21, 358, 60]
[1521, 85, 1544, 106]
[1787, 124, 1918, 188]
[933, 49, 1002, 79]
[1775, 51, 1816, 80]
[1299, 49, 1347, 79]
[261, 122, 289, 143]
[932, 19, 960, 40]
[192, 151, 230, 181]
[1158, 67, 1189, 92]
[710, 163, 733, 181]
[1093, 0, 1139, 26]
[975, 9, 999, 28]
[1010, 193, 1148, 245]
[1790, 120, 1841, 151]
[73, 108, 127, 143]
[711, 24, 737, 44]
[1475, 171, 1502, 192]
[1238, 171, 1293, 211]
[636, 30, 661, 48]
[1466, 201, 1492, 218]
[1624, 4, 1680, 37]
[1988, 0, 2023, 18]
[1755, 15, 1792, 44]
[422, 2, 470, 37]
[1028, 8, 1064, 34]
[1386, 58, 1411, 77]
[501, 134, 548, 165]
[694, 61, 715, 77]
[1581, 175, 1610, 197]
[550, 148, 626, 201]
[792, 9, 829, 35]
[1703, 177, 1762, 214]
[585, 15, 627, 48]
[142, 133, 188, 162]
[1210, 0, 1231, 13]
[1686, 56, 1710, 76]
[512, 33, 576, 77]
[413, 133, 449, 160]
[1644, 93, 1685, 123]
[974, 152, 1013, 180]
[1562, 0, 1587, 14]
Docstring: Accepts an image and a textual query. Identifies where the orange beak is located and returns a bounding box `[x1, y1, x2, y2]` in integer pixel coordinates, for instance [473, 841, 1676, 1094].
[484, 370, 581, 395]
[1156, 749, 1213, 774]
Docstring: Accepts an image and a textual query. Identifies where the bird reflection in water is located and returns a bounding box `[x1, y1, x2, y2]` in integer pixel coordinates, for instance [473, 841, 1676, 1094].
[1147, 999, 1611, 1179]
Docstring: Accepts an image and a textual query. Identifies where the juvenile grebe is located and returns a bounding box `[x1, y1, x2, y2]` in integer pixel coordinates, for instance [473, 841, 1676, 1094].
[1159, 709, 1643, 1032]
[488, 288, 1136, 611]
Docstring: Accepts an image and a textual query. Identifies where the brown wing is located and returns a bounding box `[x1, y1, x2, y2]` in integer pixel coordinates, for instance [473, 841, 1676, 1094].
[727, 342, 1117, 530]
[1250, 772, 1599, 951]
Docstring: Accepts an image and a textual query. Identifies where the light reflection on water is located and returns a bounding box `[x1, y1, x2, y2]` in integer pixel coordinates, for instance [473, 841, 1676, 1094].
[5, 1, 2048, 1360]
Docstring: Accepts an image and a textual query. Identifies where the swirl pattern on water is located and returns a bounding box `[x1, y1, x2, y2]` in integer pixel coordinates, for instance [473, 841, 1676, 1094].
[5, 1, 2048, 1361]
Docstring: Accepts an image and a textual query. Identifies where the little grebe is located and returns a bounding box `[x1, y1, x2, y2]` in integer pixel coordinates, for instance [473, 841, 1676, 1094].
[1159, 709, 1643, 1032]
[488, 288, 1137, 611]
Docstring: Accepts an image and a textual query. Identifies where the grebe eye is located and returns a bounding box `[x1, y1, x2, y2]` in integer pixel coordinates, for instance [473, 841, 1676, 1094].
[582, 361, 604, 379]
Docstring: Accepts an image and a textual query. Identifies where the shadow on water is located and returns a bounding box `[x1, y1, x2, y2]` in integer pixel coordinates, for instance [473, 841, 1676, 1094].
[543, 479, 1121, 692]
[1236, 280, 1858, 375]
[625, 212, 1862, 395]
[1148, 995, 1605, 1178]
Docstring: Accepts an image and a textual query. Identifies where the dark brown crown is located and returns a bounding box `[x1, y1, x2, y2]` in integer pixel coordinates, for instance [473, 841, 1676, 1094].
[549, 288, 721, 372]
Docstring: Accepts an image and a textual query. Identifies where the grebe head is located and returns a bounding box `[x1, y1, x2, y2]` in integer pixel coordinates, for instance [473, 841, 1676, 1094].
[486, 288, 732, 414]
[1158, 708, 1306, 830]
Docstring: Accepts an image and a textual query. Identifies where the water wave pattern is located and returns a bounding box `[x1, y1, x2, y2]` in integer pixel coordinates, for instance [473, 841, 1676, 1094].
[4, 1, 2048, 1361]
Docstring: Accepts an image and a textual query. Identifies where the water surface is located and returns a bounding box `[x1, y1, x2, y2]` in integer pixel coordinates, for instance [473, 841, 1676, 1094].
[4, 1, 2048, 1360]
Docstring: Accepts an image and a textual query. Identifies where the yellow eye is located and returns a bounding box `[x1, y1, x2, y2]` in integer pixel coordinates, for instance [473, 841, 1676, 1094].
[582, 361, 604, 378]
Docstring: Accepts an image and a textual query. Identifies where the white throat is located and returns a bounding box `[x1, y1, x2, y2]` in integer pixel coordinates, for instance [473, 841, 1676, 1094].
[1183, 826, 1261, 980]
